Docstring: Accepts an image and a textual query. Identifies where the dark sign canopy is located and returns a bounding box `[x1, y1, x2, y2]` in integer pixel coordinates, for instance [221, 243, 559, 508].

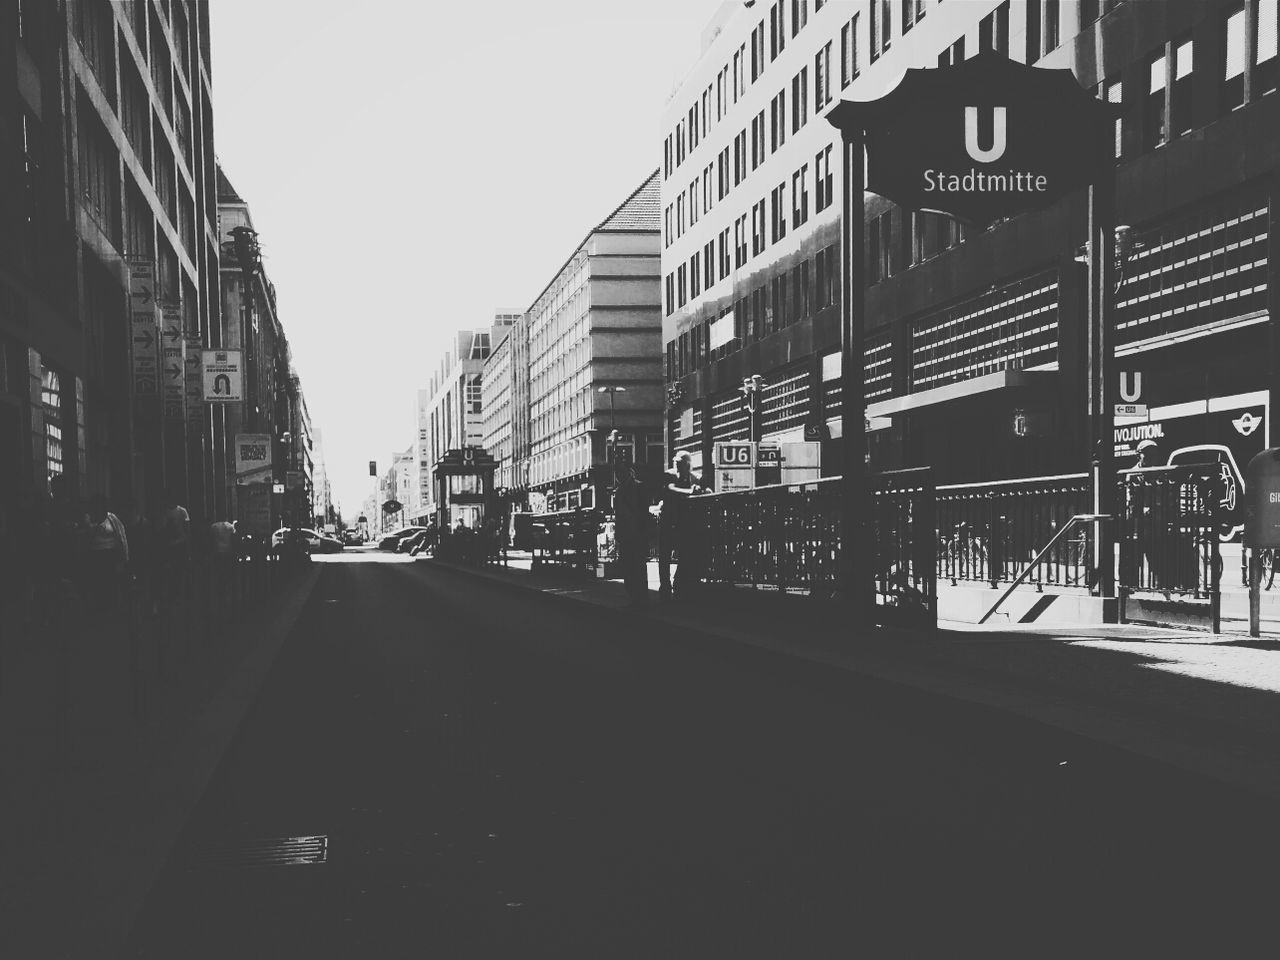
[827, 53, 1118, 226]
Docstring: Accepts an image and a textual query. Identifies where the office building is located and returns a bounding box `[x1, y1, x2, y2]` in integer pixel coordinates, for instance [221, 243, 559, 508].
[661, 0, 1279, 485]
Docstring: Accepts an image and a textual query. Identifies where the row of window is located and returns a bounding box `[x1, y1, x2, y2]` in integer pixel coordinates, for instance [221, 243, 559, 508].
[664, 0, 837, 180]
[665, 145, 836, 315]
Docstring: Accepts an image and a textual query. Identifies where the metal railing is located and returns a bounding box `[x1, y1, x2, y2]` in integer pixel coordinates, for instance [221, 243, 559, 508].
[936, 473, 1093, 590]
[978, 514, 1112, 624]
[688, 468, 935, 626]
[1117, 465, 1222, 631]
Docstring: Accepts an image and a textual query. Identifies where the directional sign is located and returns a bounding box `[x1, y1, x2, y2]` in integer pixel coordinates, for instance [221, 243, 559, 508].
[1115, 403, 1148, 418]
[128, 258, 159, 396]
[234, 433, 273, 483]
[714, 441, 755, 492]
[185, 343, 204, 428]
[161, 303, 184, 420]
[202, 349, 243, 402]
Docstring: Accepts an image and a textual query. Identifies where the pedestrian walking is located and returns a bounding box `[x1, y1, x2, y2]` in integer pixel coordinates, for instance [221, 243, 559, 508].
[612, 461, 650, 607]
[657, 451, 705, 599]
[154, 490, 192, 599]
[208, 517, 239, 611]
[80, 495, 130, 613]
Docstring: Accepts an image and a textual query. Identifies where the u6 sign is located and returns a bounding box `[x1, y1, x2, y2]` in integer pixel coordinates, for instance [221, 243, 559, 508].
[715, 441, 754, 492]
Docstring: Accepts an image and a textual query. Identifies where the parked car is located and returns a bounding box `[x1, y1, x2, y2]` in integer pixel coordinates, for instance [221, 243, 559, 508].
[378, 526, 428, 551]
[273, 526, 343, 554]
[341, 529, 365, 546]
[313, 533, 344, 554]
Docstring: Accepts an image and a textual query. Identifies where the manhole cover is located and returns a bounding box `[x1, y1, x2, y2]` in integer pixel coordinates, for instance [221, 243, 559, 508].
[188, 835, 328, 869]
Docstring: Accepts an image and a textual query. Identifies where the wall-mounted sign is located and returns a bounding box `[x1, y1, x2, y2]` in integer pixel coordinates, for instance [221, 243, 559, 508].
[827, 53, 1117, 227]
[714, 441, 754, 492]
[127, 258, 159, 396]
[202, 349, 242, 402]
[185, 343, 204, 428]
[234, 433, 273, 484]
[161, 302, 185, 420]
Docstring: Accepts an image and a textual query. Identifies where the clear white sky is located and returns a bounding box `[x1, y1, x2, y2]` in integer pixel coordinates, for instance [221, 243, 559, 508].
[210, 0, 724, 517]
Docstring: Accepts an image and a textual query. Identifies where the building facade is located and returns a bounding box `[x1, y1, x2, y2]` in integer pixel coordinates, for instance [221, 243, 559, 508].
[1, 0, 221, 522]
[480, 318, 515, 491]
[526, 170, 664, 512]
[662, 0, 1279, 488]
[416, 317, 515, 520]
[217, 166, 313, 533]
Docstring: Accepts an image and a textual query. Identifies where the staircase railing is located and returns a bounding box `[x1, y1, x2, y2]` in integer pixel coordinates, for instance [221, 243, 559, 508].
[978, 514, 1112, 625]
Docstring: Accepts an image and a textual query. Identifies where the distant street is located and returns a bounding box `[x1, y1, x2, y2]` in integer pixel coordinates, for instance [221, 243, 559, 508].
[125, 550, 1280, 958]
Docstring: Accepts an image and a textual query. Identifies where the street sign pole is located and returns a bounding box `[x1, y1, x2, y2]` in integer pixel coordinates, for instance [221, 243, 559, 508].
[838, 124, 871, 618]
[1088, 149, 1118, 616]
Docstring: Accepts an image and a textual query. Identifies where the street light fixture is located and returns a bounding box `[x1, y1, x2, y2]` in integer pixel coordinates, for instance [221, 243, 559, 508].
[597, 385, 626, 462]
[740, 374, 764, 443]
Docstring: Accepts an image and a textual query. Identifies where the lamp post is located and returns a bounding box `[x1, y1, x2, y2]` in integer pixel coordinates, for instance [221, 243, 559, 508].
[597, 385, 626, 463]
[740, 375, 764, 443]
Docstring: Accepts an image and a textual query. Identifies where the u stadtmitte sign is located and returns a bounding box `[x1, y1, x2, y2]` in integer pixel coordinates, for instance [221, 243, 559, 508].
[827, 52, 1118, 227]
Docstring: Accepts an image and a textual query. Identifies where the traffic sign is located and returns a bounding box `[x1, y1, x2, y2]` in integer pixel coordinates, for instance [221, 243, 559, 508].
[185, 343, 204, 428]
[203, 350, 243, 402]
[1115, 403, 1148, 417]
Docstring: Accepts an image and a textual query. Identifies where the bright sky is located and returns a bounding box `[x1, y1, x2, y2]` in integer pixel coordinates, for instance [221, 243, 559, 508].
[210, 0, 723, 517]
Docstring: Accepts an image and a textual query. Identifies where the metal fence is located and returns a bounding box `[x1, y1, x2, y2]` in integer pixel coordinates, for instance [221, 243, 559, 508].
[935, 473, 1093, 590]
[688, 468, 935, 627]
[1117, 465, 1222, 629]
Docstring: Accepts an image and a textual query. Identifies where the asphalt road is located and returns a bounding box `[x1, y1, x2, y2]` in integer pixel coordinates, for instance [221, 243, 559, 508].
[123, 552, 1280, 958]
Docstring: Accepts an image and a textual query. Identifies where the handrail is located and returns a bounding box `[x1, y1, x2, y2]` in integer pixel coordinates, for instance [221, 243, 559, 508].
[977, 514, 1112, 624]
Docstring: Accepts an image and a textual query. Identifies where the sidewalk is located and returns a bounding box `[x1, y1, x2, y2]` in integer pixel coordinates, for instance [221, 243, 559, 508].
[431, 553, 1280, 799]
[0, 562, 321, 959]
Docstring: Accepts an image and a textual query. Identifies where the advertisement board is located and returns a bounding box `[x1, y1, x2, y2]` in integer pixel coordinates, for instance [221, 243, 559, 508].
[1115, 394, 1266, 541]
[234, 433, 273, 484]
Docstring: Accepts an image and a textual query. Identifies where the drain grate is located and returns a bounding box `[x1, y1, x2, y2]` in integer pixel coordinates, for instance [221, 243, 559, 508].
[188, 835, 328, 869]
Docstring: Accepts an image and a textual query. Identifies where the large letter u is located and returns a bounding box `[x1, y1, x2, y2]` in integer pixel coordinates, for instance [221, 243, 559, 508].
[964, 106, 1007, 163]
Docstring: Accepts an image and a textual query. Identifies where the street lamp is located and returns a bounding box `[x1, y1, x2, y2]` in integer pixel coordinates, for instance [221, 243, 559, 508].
[740, 374, 764, 443]
[597, 385, 626, 462]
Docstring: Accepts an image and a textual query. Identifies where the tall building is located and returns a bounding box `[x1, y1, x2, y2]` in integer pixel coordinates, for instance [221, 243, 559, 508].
[661, 0, 1279, 485]
[1, 1, 221, 519]
[480, 313, 519, 491]
[416, 317, 515, 520]
[526, 170, 664, 512]
[218, 165, 313, 533]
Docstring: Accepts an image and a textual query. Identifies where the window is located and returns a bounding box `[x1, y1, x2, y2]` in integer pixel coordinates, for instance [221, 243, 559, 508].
[734, 214, 748, 268]
[735, 130, 747, 183]
[791, 68, 808, 134]
[73, 0, 116, 107]
[815, 144, 834, 212]
[815, 44, 831, 112]
[77, 97, 121, 243]
[703, 162, 714, 213]
[664, 136, 672, 179]
[690, 253, 700, 299]
[42, 364, 63, 482]
[770, 182, 788, 243]
[172, 1, 191, 80]
[665, 274, 674, 315]
[664, 205, 672, 247]
[1260, 0, 1279, 95]
[870, 0, 891, 63]
[1170, 37, 1194, 137]
[980, 2, 1010, 56]
[719, 227, 731, 279]
[792, 0, 808, 37]
[704, 240, 715, 289]
[150, 8, 171, 115]
[120, 51, 150, 173]
[733, 46, 745, 101]
[1026, 0, 1043, 63]
[175, 93, 192, 166]
[1044, 0, 1060, 53]
[1080, 0, 1100, 25]
[791, 260, 810, 322]
[869, 211, 891, 283]
[676, 193, 684, 238]
[770, 1, 786, 61]
[1145, 48, 1167, 148]
[688, 180, 698, 227]
[752, 199, 767, 255]
[718, 147, 730, 200]
[770, 90, 786, 152]
[912, 211, 950, 264]
[751, 111, 765, 169]
[841, 14, 860, 87]
[1102, 76, 1123, 159]
[791, 164, 809, 230]
[751, 21, 765, 82]
[902, 0, 925, 35]
[677, 264, 687, 307]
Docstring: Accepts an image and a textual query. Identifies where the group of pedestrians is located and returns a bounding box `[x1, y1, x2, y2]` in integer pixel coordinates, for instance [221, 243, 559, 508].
[4, 479, 250, 632]
[610, 449, 706, 608]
